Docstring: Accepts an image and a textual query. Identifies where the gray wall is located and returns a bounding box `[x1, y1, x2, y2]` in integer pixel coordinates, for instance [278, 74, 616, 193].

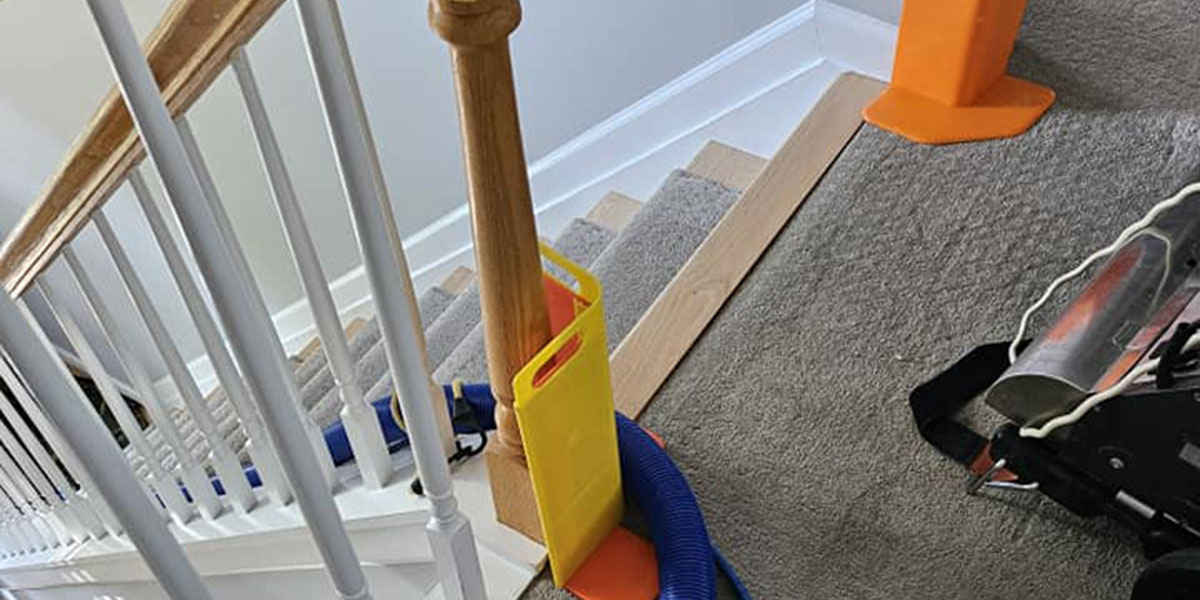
[831, 0, 902, 23]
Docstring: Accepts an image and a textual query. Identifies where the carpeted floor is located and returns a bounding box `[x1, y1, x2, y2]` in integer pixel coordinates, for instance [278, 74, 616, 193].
[635, 108, 1200, 600]
[526, 0, 1200, 598]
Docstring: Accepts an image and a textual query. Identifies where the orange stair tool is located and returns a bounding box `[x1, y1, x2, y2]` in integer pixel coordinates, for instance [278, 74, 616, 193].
[863, 0, 1054, 144]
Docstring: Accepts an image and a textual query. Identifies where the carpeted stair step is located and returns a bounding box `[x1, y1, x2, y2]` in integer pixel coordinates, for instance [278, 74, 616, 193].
[341, 217, 619, 425]
[138, 278, 466, 474]
[287, 281, 455, 413]
[417, 286, 457, 325]
[433, 168, 744, 386]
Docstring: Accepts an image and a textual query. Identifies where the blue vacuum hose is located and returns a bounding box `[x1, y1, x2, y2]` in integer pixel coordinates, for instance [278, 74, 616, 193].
[209, 384, 749, 599]
[221, 383, 497, 492]
[616, 411, 718, 599]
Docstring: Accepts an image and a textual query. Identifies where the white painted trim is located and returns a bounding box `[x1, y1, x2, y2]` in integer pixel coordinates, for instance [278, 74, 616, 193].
[816, 0, 899, 81]
[0, 458, 540, 600]
[528, 1, 817, 178]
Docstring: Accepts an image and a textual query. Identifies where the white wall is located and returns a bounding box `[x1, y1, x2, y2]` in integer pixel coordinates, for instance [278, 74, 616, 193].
[0, 0, 812, 385]
[827, 0, 901, 23]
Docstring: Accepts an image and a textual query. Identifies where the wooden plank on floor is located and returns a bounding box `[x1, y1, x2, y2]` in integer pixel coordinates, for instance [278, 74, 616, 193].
[438, 266, 476, 295]
[611, 73, 885, 418]
[686, 141, 769, 192]
[586, 192, 643, 233]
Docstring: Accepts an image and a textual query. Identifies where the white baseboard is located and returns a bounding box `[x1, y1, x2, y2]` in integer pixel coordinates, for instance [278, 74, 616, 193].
[157, 0, 900, 401]
[816, 1, 898, 81]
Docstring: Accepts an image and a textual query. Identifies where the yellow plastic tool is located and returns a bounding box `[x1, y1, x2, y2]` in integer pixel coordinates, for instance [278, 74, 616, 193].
[513, 243, 623, 587]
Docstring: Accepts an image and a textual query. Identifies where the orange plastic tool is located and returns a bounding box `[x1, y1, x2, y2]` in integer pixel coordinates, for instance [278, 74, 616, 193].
[565, 526, 659, 600]
[863, 0, 1055, 144]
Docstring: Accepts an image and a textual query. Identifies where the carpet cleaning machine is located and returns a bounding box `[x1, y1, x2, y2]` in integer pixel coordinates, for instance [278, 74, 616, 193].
[912, 186, 1200, 599]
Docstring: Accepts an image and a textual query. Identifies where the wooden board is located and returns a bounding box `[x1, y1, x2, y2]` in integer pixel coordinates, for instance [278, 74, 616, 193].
[0, 0, 288, 296]
[686, 141, 768, 191]
[293, 317, 369, 365]
[438, 266, 476, 295]
[611, 73, 885, 418]
[585, 192, 643, 233]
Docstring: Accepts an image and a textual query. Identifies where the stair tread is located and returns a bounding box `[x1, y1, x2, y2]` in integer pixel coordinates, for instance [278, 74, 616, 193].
[686, 140, 768, 191]
[379, 217, 617, 397]
[432, 169, 740, 387]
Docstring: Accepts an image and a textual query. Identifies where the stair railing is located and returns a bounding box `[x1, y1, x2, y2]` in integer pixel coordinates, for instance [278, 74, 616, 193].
[0, 0, 488, 598]
[0, 0, 554, 595]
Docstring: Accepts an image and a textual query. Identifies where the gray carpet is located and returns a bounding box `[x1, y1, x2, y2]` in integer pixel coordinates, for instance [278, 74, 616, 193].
[631, 109, 1200, 600]
[434, 173, 738, 384]
[527, 1, 1200, 598]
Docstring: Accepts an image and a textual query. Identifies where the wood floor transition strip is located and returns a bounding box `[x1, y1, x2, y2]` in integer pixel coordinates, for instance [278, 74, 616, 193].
[686, 141, 768, 192]
[586, 192, 644, 233]
[611, 73, 885, 418]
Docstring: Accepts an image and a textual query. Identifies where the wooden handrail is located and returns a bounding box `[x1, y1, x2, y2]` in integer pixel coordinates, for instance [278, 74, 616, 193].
[0, 0, 287, 296]
[430, 0, 551, 541]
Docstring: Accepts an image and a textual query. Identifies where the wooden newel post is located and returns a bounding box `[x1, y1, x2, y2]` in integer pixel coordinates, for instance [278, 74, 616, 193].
[430, 0, 552, 541]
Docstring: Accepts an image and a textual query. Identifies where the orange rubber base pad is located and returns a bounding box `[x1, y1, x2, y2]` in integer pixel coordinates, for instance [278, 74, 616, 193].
[564, 526, 659, 600]
[864, 75, 1055, 145]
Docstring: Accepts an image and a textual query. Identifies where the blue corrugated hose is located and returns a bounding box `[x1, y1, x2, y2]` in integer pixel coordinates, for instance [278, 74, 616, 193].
[615, 411, 716, 598]
[205, 383, 749, 599]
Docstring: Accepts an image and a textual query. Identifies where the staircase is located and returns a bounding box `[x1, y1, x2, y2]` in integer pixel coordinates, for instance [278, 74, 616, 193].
[0, 0, 898, 597]
[169, 140, 762, 473]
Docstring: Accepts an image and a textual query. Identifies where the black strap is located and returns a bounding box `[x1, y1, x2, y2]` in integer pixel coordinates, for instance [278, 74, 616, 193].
[1156, 321, 1199, 389]
[908, 342, 1018, 467]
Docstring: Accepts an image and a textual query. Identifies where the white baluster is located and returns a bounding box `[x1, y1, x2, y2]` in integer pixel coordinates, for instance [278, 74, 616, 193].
[0, 446, 57, 550]
[62, 247, 224, 521]
[231, 50, 391, 490]
[92, 211, 257, 514]
[85, 0, 370, 593]
[0, 356, 108, 540]
[0, 523, 19, 558]
[0, 491, 37, 555]
[0, 502, 23, 557]
[34, 282, 190, 524]
[0, 274, 211, 598]
[0, 371, 84, 545]
[0, 348, 120, 538]
[0, 428, 78, 547]
[2, 512, 30, 557]
[171, 119, 326, 497]
[294, 1, 481, 596]
[3, 486, 45, 556]
[0, 449, 61, 554]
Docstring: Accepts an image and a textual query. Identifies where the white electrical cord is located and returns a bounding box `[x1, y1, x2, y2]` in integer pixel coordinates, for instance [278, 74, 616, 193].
[1014, 180, 1200, 439]
[1020, 331, 1200, 438]
[1008, 181, 1200, 364]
